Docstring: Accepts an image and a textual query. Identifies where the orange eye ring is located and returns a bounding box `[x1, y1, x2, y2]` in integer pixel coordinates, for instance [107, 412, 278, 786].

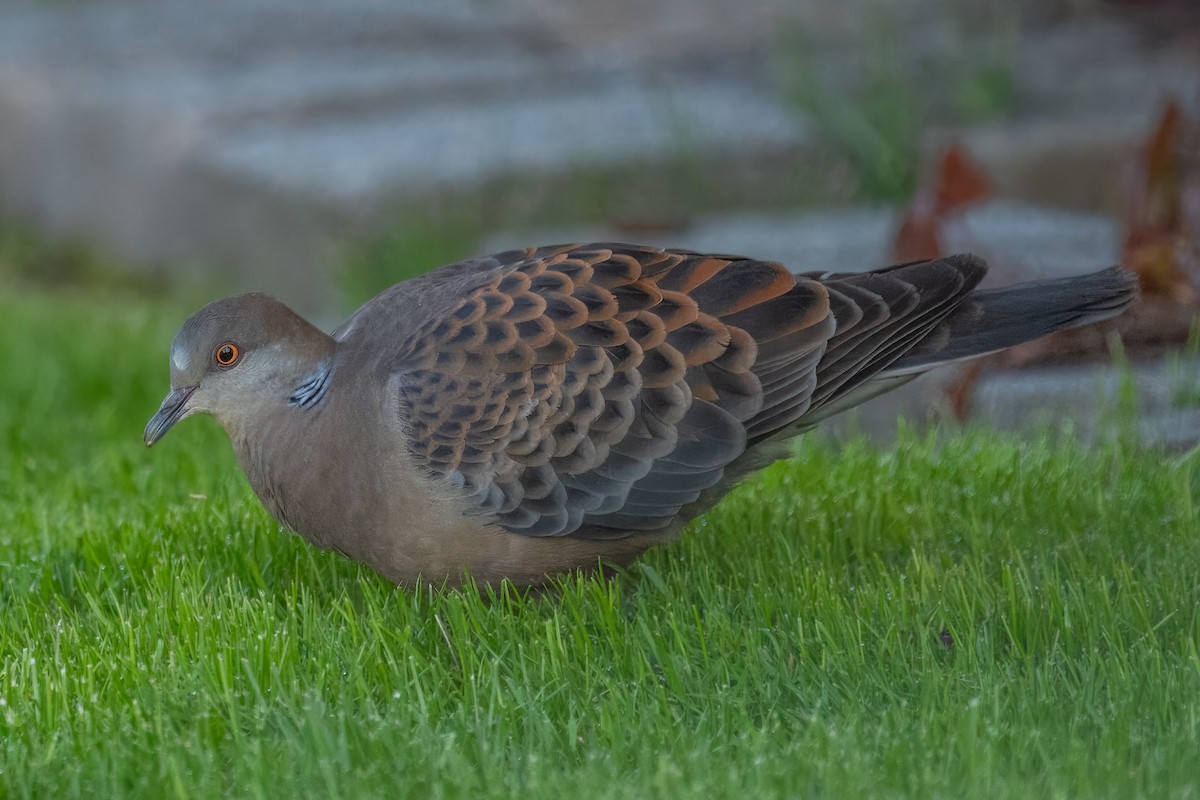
[214, 342, 240, 368]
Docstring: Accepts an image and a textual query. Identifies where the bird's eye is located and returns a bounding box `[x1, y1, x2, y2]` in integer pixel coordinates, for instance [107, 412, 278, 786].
[214, 343, 240, 368]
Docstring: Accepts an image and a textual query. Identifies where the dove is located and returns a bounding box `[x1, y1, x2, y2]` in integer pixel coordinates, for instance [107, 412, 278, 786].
[145, 244, 1136, 587]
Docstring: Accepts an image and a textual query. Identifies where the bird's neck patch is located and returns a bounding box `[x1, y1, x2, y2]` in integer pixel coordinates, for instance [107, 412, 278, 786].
[289, 363, 332, 409]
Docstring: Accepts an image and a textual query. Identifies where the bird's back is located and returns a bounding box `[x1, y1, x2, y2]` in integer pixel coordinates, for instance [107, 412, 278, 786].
[327, 245, 1133, 554]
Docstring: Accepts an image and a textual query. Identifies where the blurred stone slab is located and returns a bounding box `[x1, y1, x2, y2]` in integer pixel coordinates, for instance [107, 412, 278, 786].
[972, 357, 1200, 452]
[206, 84, 807, 203]
[822, 356, 1200, 453]
[484, 199, 1121, 278]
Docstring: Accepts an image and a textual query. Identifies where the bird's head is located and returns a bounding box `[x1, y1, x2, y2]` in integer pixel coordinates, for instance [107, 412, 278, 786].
[144, 293, 331, 446]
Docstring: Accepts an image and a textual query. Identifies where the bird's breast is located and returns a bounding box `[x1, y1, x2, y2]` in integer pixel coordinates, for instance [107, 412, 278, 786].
[229, 390, 665, 587]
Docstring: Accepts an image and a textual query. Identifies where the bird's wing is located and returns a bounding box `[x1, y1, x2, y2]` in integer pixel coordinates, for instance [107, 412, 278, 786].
[781, 256, 987, 440]
[358, 244, 984, 539]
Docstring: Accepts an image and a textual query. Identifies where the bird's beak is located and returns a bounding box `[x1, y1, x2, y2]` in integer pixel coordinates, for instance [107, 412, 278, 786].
[144, 386, 196, 447]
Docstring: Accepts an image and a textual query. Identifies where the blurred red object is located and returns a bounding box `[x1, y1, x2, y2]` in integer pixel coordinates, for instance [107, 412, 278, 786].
[917, 102, 1200, 423]
[892, 145, 991, 263]
[1122, 100, 1200, 300]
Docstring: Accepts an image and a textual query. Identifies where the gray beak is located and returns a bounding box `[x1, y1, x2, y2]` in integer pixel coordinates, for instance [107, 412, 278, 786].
[144, 386, 196, 447]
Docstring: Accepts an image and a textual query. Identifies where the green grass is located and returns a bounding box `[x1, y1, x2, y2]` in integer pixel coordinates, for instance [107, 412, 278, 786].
[775, 9, 1017, 201]
[2, 283, 1199, 799]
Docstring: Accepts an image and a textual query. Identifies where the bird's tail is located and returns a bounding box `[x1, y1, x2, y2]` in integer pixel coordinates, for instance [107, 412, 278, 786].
[885, 265, 1138, 376]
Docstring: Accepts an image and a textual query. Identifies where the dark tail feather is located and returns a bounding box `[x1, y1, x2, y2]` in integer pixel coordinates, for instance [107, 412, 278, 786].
[887, 266, 1138, 375]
